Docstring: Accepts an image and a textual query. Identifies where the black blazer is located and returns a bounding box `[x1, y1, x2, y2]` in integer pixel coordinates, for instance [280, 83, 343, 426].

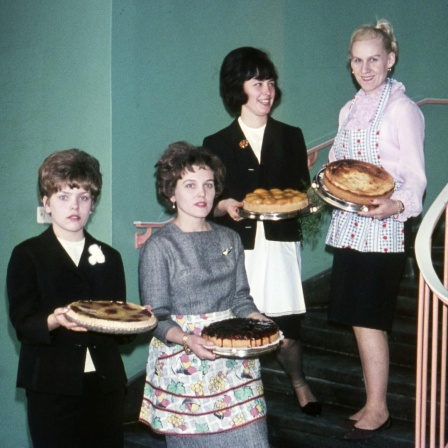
[7, 227, 128, 396]
[203, 117, 310, 249]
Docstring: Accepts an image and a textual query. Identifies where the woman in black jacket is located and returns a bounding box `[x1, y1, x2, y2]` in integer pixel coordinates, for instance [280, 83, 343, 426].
[203, 47, 320, 416]
[7, 149, 128, 448]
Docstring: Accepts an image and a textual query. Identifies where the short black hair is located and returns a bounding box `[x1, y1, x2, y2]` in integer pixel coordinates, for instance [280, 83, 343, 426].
[220, 47, 282, 114]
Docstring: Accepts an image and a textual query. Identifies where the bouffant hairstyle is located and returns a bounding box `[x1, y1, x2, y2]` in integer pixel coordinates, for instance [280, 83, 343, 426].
[38, 148, 102, 203]
[350, 19, 399, 56]
[155, 141, 226, 207]
[219, 46, 282, 114]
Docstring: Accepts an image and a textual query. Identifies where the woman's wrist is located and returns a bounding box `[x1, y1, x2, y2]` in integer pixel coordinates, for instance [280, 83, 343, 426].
[393, 200, 405, 219]
[182, 332, 192, 354]
[47, 313, 59, 330]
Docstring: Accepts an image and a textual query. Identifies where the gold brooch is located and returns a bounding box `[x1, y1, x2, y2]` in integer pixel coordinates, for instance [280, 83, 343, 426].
[239, 139, 249, 149]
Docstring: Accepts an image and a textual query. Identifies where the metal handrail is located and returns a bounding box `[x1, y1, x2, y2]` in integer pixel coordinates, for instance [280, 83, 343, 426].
[414, 183, 448, 448]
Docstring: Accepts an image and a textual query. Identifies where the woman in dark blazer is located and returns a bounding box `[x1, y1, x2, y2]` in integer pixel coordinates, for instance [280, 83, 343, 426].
[7, 149, 128, 448]
[203, 115, 309, 248]
[203, 47, 320, 416]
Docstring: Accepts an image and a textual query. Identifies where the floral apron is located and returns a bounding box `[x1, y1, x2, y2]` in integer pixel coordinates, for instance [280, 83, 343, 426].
[326, 78, 405, 253]
[139, 310, 267, 436]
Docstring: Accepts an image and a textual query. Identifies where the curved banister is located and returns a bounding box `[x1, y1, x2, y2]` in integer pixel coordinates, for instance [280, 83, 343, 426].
[414, 183, 448, 448]
[307, 98, 448, 169]
[415, 183, 448, 302]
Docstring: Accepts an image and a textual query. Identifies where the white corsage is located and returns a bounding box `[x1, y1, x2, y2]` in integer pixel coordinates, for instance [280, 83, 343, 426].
[222, 247, 233, 256]
[88, 244, 105, 265]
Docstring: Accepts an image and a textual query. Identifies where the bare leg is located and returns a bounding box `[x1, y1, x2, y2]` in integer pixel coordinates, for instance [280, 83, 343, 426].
[351, 326, 390, 429]
[276, 337, 317, 407]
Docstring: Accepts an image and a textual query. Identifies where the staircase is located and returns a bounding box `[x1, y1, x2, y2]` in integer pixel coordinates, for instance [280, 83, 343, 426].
[123, 258, 421, 448]
[261, 263, 418, 448]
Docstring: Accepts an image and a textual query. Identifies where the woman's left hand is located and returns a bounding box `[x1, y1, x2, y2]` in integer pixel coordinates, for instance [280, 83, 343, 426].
[247, 311, 272, 322]
[357, 197, 401, 220]
[214, 198, 244, 221]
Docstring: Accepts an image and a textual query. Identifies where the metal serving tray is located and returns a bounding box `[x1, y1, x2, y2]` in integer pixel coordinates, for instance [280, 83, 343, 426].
[239, 201, 322, 221]
[312, 167, 370, 213]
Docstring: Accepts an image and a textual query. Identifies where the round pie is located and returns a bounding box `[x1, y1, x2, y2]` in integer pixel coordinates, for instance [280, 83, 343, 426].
[66, 300, 157, 334]
[323, 160, 394, 205]
[242, 188, 309, 214]
[201, 318, 280, 348]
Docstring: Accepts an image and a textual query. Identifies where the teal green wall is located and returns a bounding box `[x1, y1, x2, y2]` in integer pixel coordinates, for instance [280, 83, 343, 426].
[1, 1, 114, 445]
[1, 1, 447, 446]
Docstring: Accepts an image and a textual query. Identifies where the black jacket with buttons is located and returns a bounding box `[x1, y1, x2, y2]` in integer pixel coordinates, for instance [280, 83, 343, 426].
[203, 117, 311, 249]
[7, 227, 128, 396]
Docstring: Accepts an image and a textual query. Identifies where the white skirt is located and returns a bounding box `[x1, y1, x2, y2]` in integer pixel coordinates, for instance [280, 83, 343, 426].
[244, 222, 306, 316]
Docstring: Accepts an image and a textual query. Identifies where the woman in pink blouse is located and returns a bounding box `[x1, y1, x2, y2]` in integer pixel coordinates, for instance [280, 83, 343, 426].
[326, 19, 426, 440]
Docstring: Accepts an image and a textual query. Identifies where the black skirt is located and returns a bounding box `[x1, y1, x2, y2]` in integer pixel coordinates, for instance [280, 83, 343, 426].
[328, 248, 407, 331]
[267, 313, 303, 340]
[26, 372, 125, 448]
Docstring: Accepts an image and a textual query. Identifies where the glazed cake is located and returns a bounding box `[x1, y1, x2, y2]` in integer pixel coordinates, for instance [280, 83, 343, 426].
[242, 188, 308, 214]
[201, 318, 280, 348]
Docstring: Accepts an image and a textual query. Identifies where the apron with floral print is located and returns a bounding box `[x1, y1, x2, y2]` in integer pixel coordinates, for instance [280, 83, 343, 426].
[139, 310, 267, 436]
[326, 78, 405, 253]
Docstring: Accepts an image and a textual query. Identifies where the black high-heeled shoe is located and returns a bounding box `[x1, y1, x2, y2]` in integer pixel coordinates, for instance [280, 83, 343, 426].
[293, 381, 322, 416]
[337, 417, 357, 429]
[300, 401, 322, 416]
[343, 416, 392, 440]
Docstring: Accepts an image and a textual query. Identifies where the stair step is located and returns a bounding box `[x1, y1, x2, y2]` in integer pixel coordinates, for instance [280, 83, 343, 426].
[301, 309, 417, 368]
[124, 422, 166, 448]
[261, 348, 416, 421]
[265, 389, 414, 448]
[123, 393, 415, 448]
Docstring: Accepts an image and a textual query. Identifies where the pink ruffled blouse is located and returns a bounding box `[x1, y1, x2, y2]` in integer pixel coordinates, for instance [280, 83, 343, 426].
[329, 81, 426, 221]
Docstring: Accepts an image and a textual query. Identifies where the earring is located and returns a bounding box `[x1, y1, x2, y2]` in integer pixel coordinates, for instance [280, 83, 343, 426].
[172, 201, 176, 209]
[388, 67, 392, 72]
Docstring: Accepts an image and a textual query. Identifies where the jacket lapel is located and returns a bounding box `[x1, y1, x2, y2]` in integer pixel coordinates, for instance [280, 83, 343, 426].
[41, 227, 81, 273]
[228, 119, 259, 167]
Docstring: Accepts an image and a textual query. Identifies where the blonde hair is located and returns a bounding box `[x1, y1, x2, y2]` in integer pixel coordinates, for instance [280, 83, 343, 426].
[350, 19, 398, 56]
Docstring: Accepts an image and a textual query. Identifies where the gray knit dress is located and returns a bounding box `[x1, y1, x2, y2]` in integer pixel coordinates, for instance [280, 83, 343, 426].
[138, 222, 269, 448]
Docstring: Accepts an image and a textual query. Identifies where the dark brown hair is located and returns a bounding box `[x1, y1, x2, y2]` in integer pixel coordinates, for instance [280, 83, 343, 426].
[155, 141, 226, 207]
[38, 148, 102, 202]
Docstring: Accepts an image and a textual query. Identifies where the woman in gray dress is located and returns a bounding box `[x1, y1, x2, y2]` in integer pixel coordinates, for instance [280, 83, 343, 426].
[139, 141, 271, 448]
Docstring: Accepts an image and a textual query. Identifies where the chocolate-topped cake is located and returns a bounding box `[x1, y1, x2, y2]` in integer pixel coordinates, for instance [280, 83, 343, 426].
[201, 318, 280, 348]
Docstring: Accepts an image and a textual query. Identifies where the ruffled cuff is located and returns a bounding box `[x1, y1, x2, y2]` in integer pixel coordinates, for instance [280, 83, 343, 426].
[391, 190, 423, 222]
